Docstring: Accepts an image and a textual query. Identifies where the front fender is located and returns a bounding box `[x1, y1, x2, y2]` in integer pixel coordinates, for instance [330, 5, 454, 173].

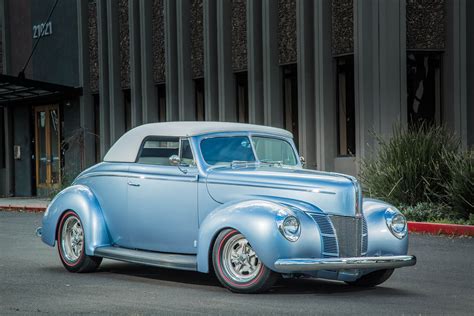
[41, 185, 111, 256]
[196, 199, 322, 273]
[363, 198, 409, 256]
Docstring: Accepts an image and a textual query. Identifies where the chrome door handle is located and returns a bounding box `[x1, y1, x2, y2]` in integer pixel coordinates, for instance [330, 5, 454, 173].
[127, 181, 140, 187]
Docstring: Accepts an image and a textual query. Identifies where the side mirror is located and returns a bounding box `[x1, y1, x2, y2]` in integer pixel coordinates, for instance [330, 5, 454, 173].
[300, 156, 306, 167]
[169, 155, 181, 166]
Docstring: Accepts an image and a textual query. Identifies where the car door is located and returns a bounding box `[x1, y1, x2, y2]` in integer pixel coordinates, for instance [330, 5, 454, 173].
[127, 137, 199, 254]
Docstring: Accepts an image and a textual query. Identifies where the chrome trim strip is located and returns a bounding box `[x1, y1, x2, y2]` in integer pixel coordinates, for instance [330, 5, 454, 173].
[79, 172, 198, 183]
[206, 180, 336, 194]
[320, 233, 336, 237]
[274, 255, 416, 272]
[77, 172, 130, 179]
[128, 173, 199, 182]
[329, 173, 362, 217]
[311, 189, 337, 195]
[94, 246, 197, 271]
[350, 178, 363, 218]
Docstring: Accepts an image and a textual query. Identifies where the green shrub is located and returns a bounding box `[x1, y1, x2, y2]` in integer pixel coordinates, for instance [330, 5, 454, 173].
[359, 124, 459, 207]
[398, 202, 474, 224]
[398, 202, 452, 222]
[441, 149, 474, 219]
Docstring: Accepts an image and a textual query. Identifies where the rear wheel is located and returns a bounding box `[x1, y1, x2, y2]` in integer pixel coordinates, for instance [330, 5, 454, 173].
[212, 229, 278, 293]
[346, 269, 394, 287]
[57, 211, 102, 273]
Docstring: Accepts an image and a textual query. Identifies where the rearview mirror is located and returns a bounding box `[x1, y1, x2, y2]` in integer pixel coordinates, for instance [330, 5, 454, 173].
[300, 156, 306, 167]
[169, 155, 181, 166]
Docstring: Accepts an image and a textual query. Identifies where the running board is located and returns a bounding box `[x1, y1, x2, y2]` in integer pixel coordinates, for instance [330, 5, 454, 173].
[94, 246, 197, 271]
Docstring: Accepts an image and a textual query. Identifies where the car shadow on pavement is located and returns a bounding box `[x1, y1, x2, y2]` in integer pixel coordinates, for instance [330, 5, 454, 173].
[271, 278, 417, 296]
[94, 261, 418, 296]
[97, 261, 222, 287]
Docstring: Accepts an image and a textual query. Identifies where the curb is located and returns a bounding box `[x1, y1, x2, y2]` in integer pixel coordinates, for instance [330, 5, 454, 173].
[1, 206, 472, 236]
[408, 221, 474, 237]
[0, 205, 47, 213]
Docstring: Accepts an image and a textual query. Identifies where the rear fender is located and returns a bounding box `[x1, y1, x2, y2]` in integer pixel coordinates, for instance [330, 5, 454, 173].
[41, 185, 111, 256]
[196, 199, 322, 273]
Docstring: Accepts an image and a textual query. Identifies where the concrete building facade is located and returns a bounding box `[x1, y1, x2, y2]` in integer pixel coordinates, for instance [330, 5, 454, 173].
[0, 0, 473, 197]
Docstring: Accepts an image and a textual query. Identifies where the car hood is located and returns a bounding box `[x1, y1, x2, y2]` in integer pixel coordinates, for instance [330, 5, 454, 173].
[206, 166, 360, 217]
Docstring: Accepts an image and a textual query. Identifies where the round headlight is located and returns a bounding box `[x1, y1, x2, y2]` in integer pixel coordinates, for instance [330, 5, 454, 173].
[385, 208, 407, 239]
[278, 215, 301, 242]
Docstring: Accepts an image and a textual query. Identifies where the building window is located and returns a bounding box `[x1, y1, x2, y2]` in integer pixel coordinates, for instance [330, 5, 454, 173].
[235, 72, 248, 123]
[407, 53, 442, 126]
[336, 56, 355, 156]
[157, 84, 166, 122]
[123, 90, 131, 131]
[93, 94, 100, 162]
[194, 79, 205, 121]
[282, 64, 298, 148]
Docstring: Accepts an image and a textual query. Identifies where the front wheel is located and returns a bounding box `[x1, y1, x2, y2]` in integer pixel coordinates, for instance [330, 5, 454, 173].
[57, 211, 102, 273]
[346, 269, 394, 287]
[212, 229, 278, 293]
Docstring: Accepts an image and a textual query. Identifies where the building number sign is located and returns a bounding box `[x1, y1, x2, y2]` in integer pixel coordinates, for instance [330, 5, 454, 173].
[33, 21, 53, 39]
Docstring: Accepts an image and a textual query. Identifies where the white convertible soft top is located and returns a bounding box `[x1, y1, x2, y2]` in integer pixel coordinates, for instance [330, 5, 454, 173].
[104, 121, 293, 162]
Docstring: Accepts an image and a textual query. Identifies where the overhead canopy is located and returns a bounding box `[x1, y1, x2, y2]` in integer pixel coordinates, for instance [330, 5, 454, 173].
[0, 74, 81, 105]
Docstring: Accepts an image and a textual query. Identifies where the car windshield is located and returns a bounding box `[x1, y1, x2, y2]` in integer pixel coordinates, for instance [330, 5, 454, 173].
[201, 136, 256, 165]
[200, 135, 297, 166]
[252, 136, 297, 166]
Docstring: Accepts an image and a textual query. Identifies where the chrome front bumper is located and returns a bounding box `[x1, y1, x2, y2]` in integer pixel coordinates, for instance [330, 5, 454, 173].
[274, 255, 416, 272]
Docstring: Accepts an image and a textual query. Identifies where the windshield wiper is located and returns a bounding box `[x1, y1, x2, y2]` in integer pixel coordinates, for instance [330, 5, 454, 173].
[230, 160, 258, 168]
[259, 160, 284, 167]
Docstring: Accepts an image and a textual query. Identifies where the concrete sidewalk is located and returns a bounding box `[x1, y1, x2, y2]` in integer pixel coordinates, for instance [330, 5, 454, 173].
[0, 197, 49, 212]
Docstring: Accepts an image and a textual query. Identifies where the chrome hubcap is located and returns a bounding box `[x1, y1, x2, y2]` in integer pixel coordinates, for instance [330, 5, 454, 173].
[222, 234, 262, 283]
[61, 216, 83, 262]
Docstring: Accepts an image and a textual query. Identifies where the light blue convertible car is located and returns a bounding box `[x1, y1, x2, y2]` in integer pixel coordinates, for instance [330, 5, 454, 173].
[38, 122, 416, 293]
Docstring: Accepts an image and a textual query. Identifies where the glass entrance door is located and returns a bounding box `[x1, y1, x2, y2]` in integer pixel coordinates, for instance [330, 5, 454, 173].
[35, 105, 61, 191]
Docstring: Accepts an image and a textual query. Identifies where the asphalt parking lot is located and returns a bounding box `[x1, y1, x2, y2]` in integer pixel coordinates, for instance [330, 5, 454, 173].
[1, 211, 473, 315]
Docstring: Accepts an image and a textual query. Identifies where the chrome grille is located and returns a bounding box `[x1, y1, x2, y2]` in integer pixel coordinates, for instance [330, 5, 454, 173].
[330, 215, 363, 257]
[309, 213, 369, 258]
[310, 213, 334, 235]
[308, 213, 339, 258]
[321, 235, 338, 255]
[362, 217, 368, 255]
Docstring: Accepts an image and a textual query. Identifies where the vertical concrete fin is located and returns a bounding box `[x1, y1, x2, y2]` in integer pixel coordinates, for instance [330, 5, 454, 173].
[97, 0, 110, 157]
[247, 0, 264, 125]
[106, 0, 125, 144]
[77, 0, 95, 167]
[129, 0, 143, 127]
[262, 0, 283, 128]
[139, 0, 158, 123]
[216, 0, 235, 122]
